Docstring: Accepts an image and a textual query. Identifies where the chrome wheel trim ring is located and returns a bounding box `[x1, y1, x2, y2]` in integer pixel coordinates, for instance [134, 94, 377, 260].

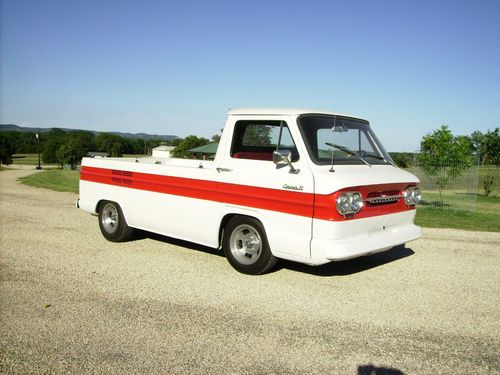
[229, 224, 263, 265]
[101, 203, 119, 234]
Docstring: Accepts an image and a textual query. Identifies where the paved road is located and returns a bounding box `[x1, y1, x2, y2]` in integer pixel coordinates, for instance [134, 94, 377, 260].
[1, 168, 499, 374]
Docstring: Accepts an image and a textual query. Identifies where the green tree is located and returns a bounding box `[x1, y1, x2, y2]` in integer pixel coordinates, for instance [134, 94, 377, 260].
[170, 138, 182, 147]
[482, 174, 495, 196]
[470, 131, 487, 165]
[42, 129, 68, 163]
[111, 142, 123, 157]
[17, 132, 38, 153]
[67, 131, 95, 153]
[389, 152, 414, 168]
[126, 138, 144, 154]
[95, 133, 124, 157]
[0, 131, 37, 154]
[0, 133, 14, 165]
[418, 125, 473, 202]
[56, 140, 86, 170]
[484, 128, 500, 166]
[243, 125, 272, 145]
[470, 128, 500, 166]
[171, 135, 209, 158]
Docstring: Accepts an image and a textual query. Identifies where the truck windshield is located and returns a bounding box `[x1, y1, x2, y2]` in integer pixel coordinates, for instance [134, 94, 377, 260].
[297, 115, 394, 166]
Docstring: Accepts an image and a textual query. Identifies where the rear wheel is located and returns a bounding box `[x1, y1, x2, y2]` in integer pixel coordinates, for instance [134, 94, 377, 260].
[98, 201, 133, 242]
[223, 216, 277, 275]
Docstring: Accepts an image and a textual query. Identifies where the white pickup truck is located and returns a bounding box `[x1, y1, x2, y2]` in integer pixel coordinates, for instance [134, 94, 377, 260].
[78, 108, 422, 274]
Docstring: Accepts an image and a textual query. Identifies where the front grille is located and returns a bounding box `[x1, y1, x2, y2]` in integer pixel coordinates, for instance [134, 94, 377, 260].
[365, 190, 400, 206]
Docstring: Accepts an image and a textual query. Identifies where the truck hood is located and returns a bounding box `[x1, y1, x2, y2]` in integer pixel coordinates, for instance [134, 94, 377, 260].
[312, 165, 420, 194]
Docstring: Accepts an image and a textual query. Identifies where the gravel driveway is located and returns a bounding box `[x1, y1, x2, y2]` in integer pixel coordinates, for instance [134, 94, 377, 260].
[1, 168, 499, 374]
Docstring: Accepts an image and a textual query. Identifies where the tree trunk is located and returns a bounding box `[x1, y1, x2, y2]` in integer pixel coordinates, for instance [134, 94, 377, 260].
[481, 153, 488, 166]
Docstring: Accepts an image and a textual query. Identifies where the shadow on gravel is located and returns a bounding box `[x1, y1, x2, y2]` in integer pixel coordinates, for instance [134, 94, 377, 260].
[358, 364, 405, 375]
[277, 245, 415, 276]
[131, 230, 224, 258]
[129, 230, 414, 276]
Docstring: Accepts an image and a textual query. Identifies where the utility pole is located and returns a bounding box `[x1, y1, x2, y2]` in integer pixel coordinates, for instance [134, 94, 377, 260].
[35, 130, 42, 170]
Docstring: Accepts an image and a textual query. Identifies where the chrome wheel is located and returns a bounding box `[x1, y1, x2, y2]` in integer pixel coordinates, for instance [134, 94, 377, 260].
[101, 203, 119, 234]
[98, 201, 134, 242]
[223, 216, 278, 274]
[229, 224, 262, 265]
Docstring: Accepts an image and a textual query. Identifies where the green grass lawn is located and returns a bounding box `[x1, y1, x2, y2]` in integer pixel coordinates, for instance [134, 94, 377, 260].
[18, 169, 80, 193]
[11, 154, 47, 166]
[415, 208, 499, 232]
[415, 191, 499, 232]
[419, 190, 499, 214]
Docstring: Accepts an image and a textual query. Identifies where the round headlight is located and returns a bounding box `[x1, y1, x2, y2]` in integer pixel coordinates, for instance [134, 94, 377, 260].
[412, 188, 421, 204]
[404, 187, 420, 206]
[336, 193, 350, 214]
[336, 191, 363, 216]
[403, 189, 412, 205]
[351, 192, 363, 212]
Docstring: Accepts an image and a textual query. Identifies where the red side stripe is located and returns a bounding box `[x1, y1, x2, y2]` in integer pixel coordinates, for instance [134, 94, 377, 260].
[80, 166, 313, 218]
[80, 166, 414, 221]
[216, 182, 314, 217]
[81, 166, 218, 201]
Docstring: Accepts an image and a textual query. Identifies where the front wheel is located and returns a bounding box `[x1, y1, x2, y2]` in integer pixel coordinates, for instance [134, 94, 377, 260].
[222, 216, 277, 275]
[98, 201, 134, 242]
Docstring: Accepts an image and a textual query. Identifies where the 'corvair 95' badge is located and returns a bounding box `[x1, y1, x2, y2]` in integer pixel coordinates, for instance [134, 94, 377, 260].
[282, 184, 304, 191]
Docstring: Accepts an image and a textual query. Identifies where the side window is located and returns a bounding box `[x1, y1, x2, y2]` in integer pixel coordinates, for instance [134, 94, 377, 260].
[231, 120, 299, 161]
[242, 124, 275, 147]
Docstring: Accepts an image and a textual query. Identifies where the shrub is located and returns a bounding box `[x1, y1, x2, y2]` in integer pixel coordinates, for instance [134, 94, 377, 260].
[483, 174, 495, 197]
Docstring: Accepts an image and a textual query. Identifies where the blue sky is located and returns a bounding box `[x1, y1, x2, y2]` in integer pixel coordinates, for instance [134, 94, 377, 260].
[1, 0, 499, 151]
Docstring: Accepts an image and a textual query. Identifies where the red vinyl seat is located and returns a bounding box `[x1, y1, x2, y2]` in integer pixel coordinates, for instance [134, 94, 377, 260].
[232, 152, 273, 161]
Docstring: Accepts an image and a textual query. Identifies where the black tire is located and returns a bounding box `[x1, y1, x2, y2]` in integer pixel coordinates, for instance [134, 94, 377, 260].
[98, 201, 134, 242]
[222, 216, 278, 275]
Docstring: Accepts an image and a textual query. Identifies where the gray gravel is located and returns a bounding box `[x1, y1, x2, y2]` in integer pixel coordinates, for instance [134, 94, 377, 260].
[1, 168, 499, 374]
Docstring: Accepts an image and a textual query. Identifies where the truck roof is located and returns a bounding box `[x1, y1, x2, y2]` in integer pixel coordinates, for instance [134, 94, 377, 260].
[228, 108, 367, 121]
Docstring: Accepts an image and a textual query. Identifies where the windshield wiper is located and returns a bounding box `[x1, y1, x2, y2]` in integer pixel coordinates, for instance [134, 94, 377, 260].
[364, 154, 397, 167]
[325, 142, 372, 167]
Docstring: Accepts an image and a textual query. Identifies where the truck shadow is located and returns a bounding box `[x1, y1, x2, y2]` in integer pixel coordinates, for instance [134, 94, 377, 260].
[357, 364, 405, 375]
[132, 230, 225, 258]
[133, 230, 414, 276]
[277, 245, 415, 276]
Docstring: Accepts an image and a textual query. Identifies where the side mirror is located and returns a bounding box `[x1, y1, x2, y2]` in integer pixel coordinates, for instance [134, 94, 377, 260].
[273, 150, 292, 165]
[273, 150, 299, 174]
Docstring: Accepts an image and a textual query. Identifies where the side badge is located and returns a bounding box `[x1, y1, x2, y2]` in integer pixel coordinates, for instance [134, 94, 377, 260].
[282, 184, 304, 191]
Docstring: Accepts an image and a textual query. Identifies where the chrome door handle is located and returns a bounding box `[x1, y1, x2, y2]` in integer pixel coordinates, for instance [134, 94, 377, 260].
[216, 167, 232, 173]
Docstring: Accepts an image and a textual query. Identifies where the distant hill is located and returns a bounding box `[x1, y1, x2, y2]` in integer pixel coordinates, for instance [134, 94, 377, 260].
[0, 124, 181, 141]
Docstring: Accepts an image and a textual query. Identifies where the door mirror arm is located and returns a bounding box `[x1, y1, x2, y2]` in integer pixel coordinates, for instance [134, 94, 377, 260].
[273, 150, 299, 174]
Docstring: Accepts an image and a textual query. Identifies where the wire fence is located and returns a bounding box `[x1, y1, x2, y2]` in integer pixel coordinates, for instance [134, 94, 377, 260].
[408, 154, 483, 212]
